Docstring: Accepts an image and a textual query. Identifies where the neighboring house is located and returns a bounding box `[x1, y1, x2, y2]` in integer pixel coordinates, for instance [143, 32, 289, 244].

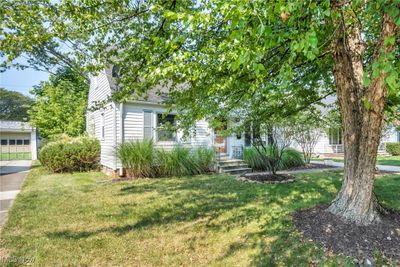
[297, 127, 397, 155]
[87, 68, 400, 175]
[0, 120, 38, 160]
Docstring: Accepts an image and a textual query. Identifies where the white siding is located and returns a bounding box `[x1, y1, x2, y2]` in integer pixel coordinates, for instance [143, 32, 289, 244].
[188, 120, 213, 147]
[382, 126, 398, 143]
[87, 71, 112, 109]
[122, 102, 213, 147]
[87, 71, 118, 170]
[123, 105, 144, 141]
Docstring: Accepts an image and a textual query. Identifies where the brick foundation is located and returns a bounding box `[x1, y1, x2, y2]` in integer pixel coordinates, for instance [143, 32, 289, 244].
[102, 166, 124, 178]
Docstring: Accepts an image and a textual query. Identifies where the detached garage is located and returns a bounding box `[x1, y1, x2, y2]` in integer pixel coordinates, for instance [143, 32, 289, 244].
[0, 121, 38, 160]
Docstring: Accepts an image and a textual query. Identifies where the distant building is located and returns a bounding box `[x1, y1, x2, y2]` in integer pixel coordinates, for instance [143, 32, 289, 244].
[0, 120, 38, 160]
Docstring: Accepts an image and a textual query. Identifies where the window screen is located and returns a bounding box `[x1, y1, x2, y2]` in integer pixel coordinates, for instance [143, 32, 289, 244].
[9, 140, 16, 145]
[16, 140, 23, 145]
[144, 111, 153, 139]
[157, 114, 176, 142]
[329, 128, 343, 145]
[24, 139, 30, 145]
[1, 139, 7, 145]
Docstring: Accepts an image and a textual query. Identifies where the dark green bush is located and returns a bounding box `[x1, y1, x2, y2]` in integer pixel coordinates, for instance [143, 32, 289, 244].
[243, 146, 304, 171]
[39, 136, 100, 173]
[386, 142, 400, 156]
[116, 141, 215, 178]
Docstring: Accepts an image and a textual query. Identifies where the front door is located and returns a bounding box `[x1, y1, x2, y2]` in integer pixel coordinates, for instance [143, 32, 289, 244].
[215, 134, 227, 153]
[214, 120, 228, 154]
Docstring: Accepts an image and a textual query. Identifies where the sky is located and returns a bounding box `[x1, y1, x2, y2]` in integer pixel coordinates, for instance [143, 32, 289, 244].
[0, 58, 50, 97]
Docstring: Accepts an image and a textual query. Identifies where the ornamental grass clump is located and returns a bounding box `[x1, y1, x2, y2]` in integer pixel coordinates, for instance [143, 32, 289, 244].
[116, 140, 215, 178]
[155, 147, 199, 176]
[193, 147, 215, 173]
[243, 146, 304, 172]
[116, 139, 155, 178]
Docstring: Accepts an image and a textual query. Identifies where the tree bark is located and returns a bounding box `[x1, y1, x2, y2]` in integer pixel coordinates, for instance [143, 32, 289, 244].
[327, 3, 398, 225]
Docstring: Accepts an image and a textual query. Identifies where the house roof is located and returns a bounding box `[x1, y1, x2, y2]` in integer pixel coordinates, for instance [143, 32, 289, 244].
[105, 66, 170, 104]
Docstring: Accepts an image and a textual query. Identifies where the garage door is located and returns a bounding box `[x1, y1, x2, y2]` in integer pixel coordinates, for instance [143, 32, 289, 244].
[0, 132, 31, 160]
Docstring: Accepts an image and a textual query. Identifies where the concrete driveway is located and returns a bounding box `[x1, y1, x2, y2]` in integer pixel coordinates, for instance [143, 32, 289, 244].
[0, 160, 31, 226]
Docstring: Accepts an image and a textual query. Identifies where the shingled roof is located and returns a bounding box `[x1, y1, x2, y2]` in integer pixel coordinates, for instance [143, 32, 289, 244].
[105, 66, 170, 104]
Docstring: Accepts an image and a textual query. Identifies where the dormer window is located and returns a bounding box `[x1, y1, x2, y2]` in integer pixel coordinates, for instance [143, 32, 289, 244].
[112, 65, 120, 78]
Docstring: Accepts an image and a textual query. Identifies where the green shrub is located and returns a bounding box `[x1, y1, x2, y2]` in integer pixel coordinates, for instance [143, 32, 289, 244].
[281, 148, 305, 169]
[39, 136, 100, 173]
[116, 139, 155, 178]
[386, 142, 400, 156]
[193, 147, 215, 173]
[116, 140, 215, 178]
[243, 146, 304, 171]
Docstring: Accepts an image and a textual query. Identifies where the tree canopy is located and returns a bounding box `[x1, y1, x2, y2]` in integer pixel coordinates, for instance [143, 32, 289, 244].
[1, 1, 399, 128]
[1, 0, 400, 225]
[28, 67, 89, 139]
[0, 88, 33, 121]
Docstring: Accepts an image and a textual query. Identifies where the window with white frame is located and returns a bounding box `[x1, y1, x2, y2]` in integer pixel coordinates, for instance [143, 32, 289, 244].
[157, 113, 176, 142]
[328, 128, 343, 145]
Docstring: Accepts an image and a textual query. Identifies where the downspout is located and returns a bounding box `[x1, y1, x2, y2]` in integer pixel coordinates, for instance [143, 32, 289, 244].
[113, 101, 117, 171]
[119, 102, 124, 176]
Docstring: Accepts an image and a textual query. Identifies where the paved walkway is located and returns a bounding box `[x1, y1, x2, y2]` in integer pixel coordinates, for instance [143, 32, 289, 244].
[310, 160, 400, 173]
[0, 160, 31, 226]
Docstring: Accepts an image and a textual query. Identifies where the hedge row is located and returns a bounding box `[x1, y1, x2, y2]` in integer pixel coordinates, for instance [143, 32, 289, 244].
[386, 142, 400, 156]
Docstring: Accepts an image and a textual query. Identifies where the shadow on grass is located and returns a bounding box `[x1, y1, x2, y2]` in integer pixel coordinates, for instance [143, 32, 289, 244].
[45, 171, 357, 264]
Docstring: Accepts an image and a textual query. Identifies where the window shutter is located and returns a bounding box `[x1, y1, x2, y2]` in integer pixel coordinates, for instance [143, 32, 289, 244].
[144, 111, 153, 139]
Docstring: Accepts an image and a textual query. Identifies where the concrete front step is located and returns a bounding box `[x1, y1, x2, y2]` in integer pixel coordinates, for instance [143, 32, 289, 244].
[221, 167, 252, 175]
[218, 161, 248, 167]
[218, 157, 251, 175]
[219, 164, 249, 170]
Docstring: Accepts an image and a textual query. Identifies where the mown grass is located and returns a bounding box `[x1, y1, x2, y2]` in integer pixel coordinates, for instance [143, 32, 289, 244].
[0, 167, 399, 266]
[376, 155, 400, 166]
[313, 155, 400, 166]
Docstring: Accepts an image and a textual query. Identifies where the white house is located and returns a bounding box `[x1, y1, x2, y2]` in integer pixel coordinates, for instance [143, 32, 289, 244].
[86, 67, 217, 176]
[87, 67, 400, 175]
[0, 120, 38, 160]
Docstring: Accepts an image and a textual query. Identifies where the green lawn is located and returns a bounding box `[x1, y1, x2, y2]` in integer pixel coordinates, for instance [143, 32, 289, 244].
[313, 155, 400, 166]
[0, 152, 31, 161]
[1, 168, 399, 266]
[376, 155, 400, 166]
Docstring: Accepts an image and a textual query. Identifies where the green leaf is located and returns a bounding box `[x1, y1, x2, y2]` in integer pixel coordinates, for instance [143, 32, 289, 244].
[384, 36, 395, 46]
[362, 96, 372, 111]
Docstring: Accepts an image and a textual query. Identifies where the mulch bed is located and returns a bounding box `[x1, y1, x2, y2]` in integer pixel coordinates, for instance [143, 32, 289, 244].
[239, 173, 295, 184]
[293, 204, 400, 264]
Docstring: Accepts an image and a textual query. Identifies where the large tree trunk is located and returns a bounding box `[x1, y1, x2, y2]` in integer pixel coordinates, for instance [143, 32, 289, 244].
[327, 3, 398, 225]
